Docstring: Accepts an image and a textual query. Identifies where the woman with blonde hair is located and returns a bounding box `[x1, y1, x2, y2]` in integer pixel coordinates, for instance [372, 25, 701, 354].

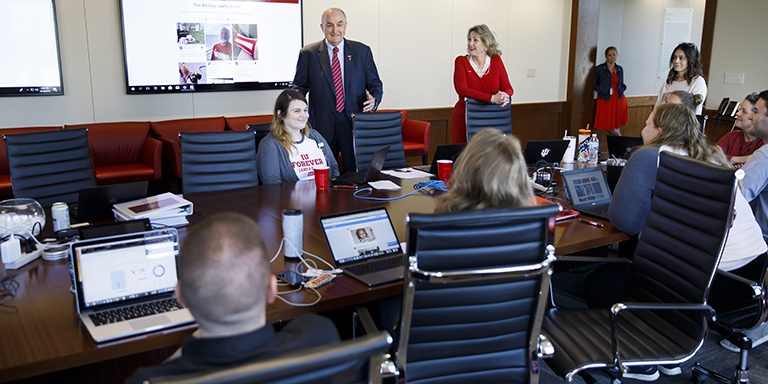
[610, 103, 765, 272]
[436, 128, 531, 213]
[451, 24, 514, 144]
[257, 90, 339, 184]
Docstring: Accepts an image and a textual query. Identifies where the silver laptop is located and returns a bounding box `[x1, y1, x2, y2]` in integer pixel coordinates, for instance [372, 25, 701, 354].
[561, 167, 613, 220]
[69, 228, 195, 343]
[319, 207, 405, 286]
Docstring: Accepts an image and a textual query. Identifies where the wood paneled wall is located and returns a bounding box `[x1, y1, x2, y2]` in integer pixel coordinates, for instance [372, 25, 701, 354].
[405, 96, 667, 163]
[400, 97, 728, 165]
[623, 96, 656, 137]
[406, 102, 567, 163]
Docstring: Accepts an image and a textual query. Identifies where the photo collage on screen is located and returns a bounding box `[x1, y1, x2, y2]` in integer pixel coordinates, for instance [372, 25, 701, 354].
[572, 176, 608, 203]
[177, 22, 259, 86]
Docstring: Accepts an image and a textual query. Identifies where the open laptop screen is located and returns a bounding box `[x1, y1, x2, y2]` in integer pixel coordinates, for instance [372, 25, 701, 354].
[320, 208, 402, 265]
[562, 167, 612, 208]
[73, 230, 179, 309]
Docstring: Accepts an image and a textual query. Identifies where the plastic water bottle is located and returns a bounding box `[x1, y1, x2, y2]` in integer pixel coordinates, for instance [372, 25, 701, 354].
[588, 134, 599, 164]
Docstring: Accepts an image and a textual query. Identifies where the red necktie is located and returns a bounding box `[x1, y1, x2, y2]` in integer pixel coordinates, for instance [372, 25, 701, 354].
[332, 47, 344, 112]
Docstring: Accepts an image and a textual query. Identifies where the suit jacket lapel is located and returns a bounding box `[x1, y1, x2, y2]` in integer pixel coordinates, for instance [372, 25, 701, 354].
[318, 41, 334, 91]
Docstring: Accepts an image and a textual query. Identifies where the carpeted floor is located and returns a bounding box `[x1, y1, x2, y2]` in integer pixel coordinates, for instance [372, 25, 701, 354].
[542, 267, 768, 383]
[539, 331, 768, 383]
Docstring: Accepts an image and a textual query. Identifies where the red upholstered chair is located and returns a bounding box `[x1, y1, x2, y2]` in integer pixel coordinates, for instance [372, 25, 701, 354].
[225, 115, 272, 131]
[379, 110, 431, 164]
[151, 117, 226, 178]
[0, 126, 62, 196]
[65, 122, 162, 185]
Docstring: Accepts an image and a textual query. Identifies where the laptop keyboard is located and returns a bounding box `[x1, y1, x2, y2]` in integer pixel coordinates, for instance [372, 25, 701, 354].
[89, 298, 184, 326]
[346, 256, 404, 276]
[578, 204, 610, 220]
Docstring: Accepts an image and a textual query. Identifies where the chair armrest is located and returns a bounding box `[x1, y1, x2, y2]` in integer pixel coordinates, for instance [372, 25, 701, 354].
[555, 256, 633, 264]
[156, 136, 181, 178]
[402, 119, 430, 146]
[142, 136, 163, 180]
[353, 306, 380, 336]
[608, 302, 715, 373]
[709, 269, 767, 345]
[715, 269, 762, 296]
[353, 306, 398, 378]
[611, 302, 716, 317]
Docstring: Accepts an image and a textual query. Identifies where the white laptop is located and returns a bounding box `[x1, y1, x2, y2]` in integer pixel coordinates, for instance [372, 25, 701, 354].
[69, 228, 195, 343]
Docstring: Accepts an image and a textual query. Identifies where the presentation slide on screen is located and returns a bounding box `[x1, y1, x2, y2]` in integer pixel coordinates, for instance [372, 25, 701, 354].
[0, 0, 63, 95]
[121, 0, 301, 92]
[323, 212, 401, 264]
[78, 240, 178, 307]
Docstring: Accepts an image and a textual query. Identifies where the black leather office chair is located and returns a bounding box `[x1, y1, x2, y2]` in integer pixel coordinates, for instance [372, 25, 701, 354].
[180, 131, 259, 194]
[352, 111, 407, 173]
[246, 122, 271, 150]
[692, 255, 768, 383]
[543, 152, 739, 382]
[148, 331, 392, 384]
[4, 127, 96, 208]
[388, 204, 560, 383]
[465, 97, 513, 142]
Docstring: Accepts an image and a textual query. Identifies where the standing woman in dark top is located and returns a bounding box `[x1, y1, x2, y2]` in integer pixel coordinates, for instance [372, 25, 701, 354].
[594, 46, 628, 136]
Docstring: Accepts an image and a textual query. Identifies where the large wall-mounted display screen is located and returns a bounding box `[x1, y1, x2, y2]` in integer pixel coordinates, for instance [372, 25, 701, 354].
[0, 0, 64, 97]
[120, 0, 302, 95]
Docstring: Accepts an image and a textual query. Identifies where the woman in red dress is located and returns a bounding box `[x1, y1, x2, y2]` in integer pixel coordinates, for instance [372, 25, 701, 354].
[452, 24, 514, 144]
[594, 46, 628, 136]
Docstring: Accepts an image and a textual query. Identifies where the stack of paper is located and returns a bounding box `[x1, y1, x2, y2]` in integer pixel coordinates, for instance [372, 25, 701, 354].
[380, 168, 432, 179]
[113, 193, 192, 227]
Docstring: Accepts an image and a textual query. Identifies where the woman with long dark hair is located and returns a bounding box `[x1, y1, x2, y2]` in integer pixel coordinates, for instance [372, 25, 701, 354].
[656, 42, 707, 114]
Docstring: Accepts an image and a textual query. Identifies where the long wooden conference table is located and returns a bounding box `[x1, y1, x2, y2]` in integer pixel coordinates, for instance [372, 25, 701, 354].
[0, 176, 630, 383]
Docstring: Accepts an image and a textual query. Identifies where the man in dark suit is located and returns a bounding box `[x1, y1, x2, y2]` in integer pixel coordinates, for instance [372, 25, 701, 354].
[293, 8, 383, 172]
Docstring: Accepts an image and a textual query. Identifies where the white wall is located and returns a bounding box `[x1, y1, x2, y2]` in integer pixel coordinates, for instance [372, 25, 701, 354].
[597, 0, 706, 102]
[0, 0, 572, 128]
[708, 0, 768, 108]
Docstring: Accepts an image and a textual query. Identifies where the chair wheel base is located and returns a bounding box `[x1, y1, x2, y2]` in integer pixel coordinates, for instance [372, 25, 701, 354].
[691, 369, 707, 383]
[691, 363, 737, 384]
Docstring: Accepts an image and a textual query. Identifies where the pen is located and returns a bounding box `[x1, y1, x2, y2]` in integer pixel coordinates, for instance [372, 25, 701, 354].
[578, 219, 604, 228]
[394, 168, 411, 173]
[333, 185, 356, 189]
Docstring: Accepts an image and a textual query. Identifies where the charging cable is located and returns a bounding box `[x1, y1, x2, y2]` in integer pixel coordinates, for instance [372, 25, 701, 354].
[274, 283, 322, 307]
[270, 238, 342, 307]
[0, 275, 19, 306]
[353, 180, 447, 201]
[270, 238, 342, 277]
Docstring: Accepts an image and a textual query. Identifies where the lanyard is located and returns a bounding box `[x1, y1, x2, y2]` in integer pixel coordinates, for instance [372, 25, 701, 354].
[739, 134, 758, 157]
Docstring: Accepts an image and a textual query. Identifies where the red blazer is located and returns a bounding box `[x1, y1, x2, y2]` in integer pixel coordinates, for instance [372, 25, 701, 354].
[452, 55, 514, 143]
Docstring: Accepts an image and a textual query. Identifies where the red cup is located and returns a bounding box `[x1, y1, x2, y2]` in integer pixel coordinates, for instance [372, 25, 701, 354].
[314, 166, 329, 190]
[437, 160, 453, 183]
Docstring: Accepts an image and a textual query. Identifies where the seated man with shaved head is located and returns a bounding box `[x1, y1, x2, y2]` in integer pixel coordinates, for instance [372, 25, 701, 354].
[125, 213, 339, 383]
